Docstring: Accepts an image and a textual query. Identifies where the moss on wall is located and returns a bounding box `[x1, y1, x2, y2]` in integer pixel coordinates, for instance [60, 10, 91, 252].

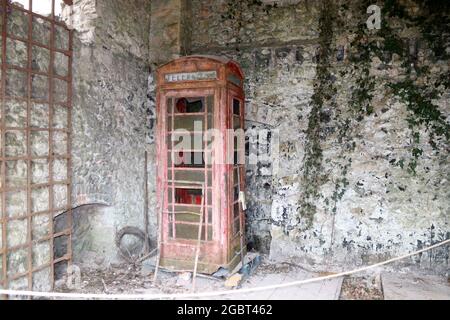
[345, 0, 450, 175]
[295, 0, 335, 230]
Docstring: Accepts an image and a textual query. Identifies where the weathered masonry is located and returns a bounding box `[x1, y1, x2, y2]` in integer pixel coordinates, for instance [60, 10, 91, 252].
[1, 0, 449, 293]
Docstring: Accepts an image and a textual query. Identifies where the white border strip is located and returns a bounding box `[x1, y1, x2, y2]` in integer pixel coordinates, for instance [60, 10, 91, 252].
[1, 239, 448, 300]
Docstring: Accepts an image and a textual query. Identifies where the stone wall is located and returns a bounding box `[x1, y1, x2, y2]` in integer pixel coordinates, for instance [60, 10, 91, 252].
[62, 0, 155, 268]
[190, 0, 324, 253]
[189, 0, 449, 273]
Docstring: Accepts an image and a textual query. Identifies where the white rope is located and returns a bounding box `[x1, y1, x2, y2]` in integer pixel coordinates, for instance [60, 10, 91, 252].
[0, 239, 448, 300]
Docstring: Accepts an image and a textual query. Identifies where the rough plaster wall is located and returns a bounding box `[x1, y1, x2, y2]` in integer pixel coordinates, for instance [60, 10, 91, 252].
[63, 0, 155, 268]
[191, 0, 323, 253]
[190, 0, 449, 273]
[62, 0, 97, 44]
[149, 0, 192, 66]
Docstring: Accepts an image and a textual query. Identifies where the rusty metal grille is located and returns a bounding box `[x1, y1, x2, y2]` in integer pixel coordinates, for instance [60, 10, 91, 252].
[0, 0, 72, 292]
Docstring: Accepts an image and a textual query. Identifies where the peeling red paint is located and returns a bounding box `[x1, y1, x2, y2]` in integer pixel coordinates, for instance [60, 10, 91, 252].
[156, 56, 246, 273]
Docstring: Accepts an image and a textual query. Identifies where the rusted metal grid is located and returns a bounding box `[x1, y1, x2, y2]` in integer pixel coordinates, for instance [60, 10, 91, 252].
[0, 0, 73, 293]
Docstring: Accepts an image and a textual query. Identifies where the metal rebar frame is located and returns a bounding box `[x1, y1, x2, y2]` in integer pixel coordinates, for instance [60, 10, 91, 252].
[0, 0, 73, 294]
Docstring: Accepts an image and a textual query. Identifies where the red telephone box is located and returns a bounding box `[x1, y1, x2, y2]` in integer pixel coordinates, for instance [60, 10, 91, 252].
[156, 56, 246, 273]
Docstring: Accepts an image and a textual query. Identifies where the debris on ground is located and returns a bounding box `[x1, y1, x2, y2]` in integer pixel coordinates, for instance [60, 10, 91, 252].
[339, 275, 384, 300]
[53, 257, 449, 300]
[176, 272, 193, 287]
[224, 273, 243, 288]
[55, 264, 187, 295]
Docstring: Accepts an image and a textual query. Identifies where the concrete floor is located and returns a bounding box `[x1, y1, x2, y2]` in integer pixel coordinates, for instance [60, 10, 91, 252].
[382, 272, 450, 300]
[221, 268, 342, 300]
[193, 264, 343, 300]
